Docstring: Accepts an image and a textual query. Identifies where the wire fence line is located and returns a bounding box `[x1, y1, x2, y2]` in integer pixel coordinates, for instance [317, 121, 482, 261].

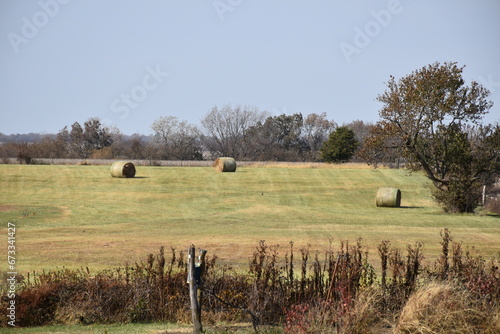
[0, 157, 330, 168]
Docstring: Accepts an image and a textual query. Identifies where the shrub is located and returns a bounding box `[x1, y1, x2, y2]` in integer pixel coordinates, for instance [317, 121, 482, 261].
[15, 281, 61, 326]
[320, 126, 359, 163]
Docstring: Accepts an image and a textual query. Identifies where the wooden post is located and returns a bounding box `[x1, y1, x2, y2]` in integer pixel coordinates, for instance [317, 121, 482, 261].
[197, 249, 207, 323]
[188, 245, 202, 333]
[482, 185, 486, 206]
[188, 246, 207, 334]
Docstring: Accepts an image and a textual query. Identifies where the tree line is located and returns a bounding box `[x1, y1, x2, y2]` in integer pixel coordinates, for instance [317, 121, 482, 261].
[0, 108, 370, 164]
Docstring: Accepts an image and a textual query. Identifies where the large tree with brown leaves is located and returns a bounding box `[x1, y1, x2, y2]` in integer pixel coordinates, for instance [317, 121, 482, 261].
[362, 62, 499, 213]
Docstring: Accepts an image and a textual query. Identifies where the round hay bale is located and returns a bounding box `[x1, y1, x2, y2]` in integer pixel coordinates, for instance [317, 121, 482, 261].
[110, 161, 136, 178]
[213, 157, 236, 172]
[376, 187, 401, 207]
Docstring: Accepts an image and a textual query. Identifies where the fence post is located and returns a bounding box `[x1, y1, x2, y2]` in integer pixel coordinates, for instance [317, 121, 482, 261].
[482, 185, 486, 206]
[187, 245, 207, 334]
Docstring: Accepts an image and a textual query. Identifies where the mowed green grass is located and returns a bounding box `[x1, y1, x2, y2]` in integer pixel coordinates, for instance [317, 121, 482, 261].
[0, 164, 498, 274]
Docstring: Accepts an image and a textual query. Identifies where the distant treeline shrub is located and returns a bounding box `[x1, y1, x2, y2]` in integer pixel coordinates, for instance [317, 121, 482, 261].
[0, 113, 377, 163]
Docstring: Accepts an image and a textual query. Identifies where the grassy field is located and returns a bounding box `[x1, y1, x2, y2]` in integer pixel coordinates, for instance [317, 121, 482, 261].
[0, 163, 499, 275]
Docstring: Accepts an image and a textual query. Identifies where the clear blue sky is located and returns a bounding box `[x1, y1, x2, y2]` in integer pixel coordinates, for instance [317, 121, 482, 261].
[1, 0, 499, 135]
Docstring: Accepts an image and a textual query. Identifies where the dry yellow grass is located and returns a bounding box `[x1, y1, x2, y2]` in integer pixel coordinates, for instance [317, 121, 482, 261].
[396, 281, 499, 333]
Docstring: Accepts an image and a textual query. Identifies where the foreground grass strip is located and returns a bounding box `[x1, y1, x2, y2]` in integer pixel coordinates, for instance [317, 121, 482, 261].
[0, 322, 191, 334]
[0, 323, 278, 334]
[2, 233, 498, 332]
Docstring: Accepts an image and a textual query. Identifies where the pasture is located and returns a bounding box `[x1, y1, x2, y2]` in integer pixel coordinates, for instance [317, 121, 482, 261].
[0, 163, 499, 275]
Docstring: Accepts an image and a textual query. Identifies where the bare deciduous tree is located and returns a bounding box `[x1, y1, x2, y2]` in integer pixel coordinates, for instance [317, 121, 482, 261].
[200, 105, 268, 159]
[245, 113, 305, 161]
[151, 116, 202, 160]
[302, 113, 336, 160]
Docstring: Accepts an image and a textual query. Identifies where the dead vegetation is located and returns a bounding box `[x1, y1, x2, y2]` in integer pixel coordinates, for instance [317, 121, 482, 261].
[1, 230, 498, 333]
